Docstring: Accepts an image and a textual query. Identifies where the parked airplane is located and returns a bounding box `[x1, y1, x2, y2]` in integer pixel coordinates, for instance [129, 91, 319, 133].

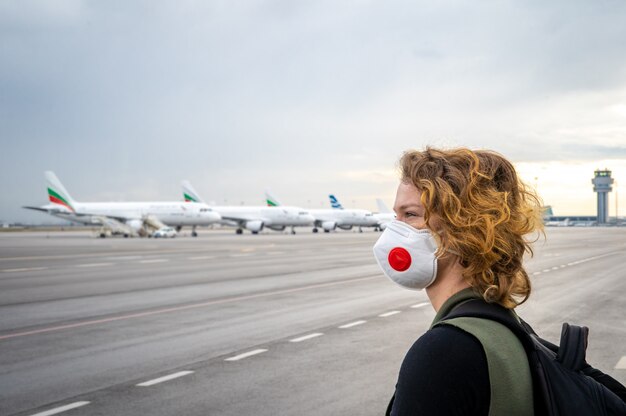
[266, 192, 378, 233]
[24, 172, 222, 237]
[330, 195, 394, 230]
[182, 181, 315, 234]
[373, 198, 395, 231]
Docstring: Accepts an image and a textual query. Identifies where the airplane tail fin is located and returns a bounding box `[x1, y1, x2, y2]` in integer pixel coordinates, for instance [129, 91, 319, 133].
[376, 198, 391, 214]
[329, 194, 343, 209]
[182, 180, 204, 203]
[265, 189, 281, 207]
[45, 171, 76, 212]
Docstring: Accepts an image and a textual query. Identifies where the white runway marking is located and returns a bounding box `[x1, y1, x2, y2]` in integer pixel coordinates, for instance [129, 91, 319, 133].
[2, 267, 47, 273]
[136, 371, 194, 387]
[107, 256, 142, 261]
[75, 263, 113, 268]
[551, 266, 560, 270]
[533, 271, 542, 275]
[139, 259, 169, 264]
[29, 401, 90, 416]
[411, 302, 430, 309]
[615, 356, 626, 369]
[339, 320, 366, 329]
[188, 256, 215, 260]
[290, 333, 324, 343]
[379, 311, 401, 317]
[225, 349, 268, 361]
[542, 269, 552, 273]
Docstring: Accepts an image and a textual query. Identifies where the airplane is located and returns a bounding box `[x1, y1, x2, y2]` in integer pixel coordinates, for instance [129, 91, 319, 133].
[267, 192, 378, 233]
[24, 171, 222, 238]
[373, 198, 395, 231]
[182, 181, 315, 234]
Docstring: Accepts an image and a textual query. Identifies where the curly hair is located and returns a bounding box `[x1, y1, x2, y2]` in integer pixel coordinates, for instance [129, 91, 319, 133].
[399, 147, 544, 308]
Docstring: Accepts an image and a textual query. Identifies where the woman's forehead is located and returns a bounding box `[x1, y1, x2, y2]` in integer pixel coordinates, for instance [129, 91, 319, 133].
[395, 182, 422, 207]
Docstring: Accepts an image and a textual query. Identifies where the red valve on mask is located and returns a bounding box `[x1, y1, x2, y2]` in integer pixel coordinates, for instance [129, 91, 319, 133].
[388, 247, 412, 272]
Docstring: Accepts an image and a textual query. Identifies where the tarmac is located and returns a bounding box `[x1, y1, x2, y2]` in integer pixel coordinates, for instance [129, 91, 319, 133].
[1, 228, 625, 415]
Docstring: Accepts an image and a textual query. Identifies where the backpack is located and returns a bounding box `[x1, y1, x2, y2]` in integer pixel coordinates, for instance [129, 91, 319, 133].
[445, 299, 626, 416]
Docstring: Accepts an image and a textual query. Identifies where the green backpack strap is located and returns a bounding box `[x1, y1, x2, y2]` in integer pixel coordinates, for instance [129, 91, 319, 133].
[438, 317, 534, 416]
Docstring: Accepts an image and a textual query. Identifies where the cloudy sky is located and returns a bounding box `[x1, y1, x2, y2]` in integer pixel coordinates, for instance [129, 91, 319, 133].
[2, 0, 626, 223]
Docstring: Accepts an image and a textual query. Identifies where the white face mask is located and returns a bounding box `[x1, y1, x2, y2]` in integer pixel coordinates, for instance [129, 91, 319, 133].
[372, 220, 439, 291]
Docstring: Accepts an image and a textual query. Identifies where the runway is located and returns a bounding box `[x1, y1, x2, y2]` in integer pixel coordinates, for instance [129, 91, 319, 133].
[1, 228, 625, 416]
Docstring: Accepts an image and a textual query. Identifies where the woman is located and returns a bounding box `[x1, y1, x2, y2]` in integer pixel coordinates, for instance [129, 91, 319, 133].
[373, 147, 544, 415]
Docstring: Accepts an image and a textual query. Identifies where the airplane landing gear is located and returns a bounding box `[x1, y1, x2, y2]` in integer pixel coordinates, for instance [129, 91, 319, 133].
[291, 226, 296, 235]
[236, 229, 243, 235]
[312, 227, 318, 233]
[191, 226, 198, 237]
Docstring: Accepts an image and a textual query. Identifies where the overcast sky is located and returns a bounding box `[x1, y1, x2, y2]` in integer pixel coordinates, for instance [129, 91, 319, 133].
[2, 0, 626, 223]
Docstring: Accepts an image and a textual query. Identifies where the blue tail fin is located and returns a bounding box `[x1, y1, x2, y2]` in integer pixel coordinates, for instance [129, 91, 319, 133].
[329, 194, 343, 209]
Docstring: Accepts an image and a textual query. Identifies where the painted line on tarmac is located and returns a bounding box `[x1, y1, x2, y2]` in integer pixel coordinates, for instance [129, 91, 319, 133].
[615, 356, 626, 370]
[1, 267, 47, 273]
[0, 248, 236, 262]
[75, 263, 113, 268]
[411, 302, 430, 309]
[29, 401, 90, 416]
[188, 256, 215, 260]
[533, 253, 616, 277]
[379, 311, 401, 317]
[0, 275, 378, 341]
[136, 371, 194, 387]
[138, 259, 169, 264]
[339, 320, 366, 329]
[290, 333, 324, 343]
[225, 349, 268, 361]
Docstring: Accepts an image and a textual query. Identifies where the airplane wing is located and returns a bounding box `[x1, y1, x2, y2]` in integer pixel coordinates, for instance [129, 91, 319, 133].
[218, 215, 248, 227]
[23, 205, 92, 217]
[23, 206, 53, 213]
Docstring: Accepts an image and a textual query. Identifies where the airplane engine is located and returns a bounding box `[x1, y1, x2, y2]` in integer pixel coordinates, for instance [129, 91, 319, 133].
[379, 222, 388, 231]
[337, 224, 353, 230]
[245, 220, 264, 233]
[267, 225, 286, 231]
[321, 221, 337, 232]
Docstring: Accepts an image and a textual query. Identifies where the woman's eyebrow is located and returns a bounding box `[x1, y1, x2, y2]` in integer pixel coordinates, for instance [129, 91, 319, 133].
[394, 203, 423, 212]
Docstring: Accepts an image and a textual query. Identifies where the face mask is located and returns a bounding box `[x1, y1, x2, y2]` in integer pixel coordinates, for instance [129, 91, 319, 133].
[372, 220, 438, 290]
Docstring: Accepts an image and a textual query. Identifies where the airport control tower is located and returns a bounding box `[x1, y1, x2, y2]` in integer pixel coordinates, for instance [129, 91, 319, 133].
[591, 169, 614, 224]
